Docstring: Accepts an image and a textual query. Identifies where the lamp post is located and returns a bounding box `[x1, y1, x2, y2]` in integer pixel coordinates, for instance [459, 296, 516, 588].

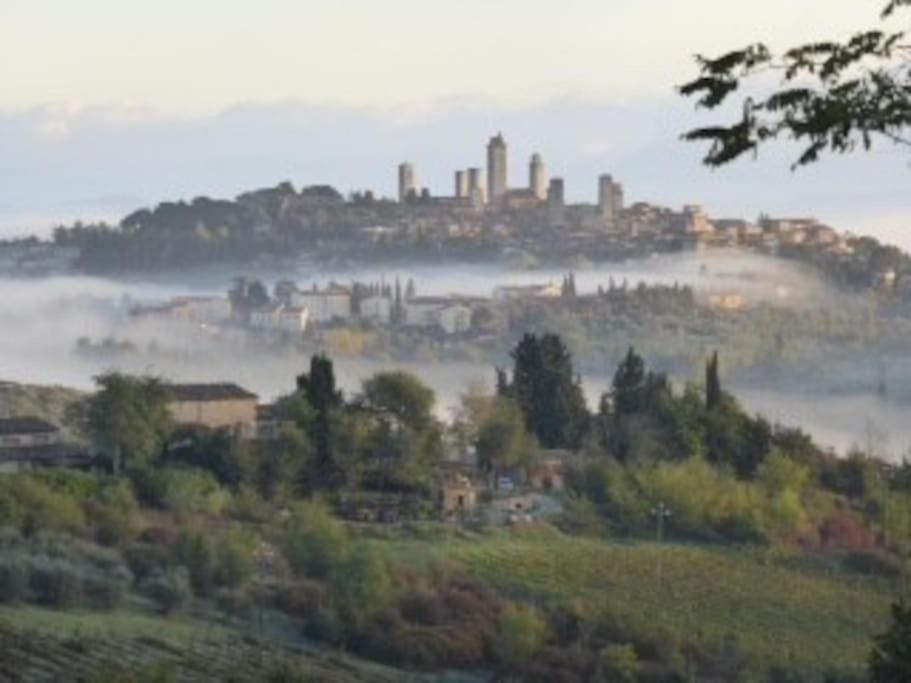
[651, 501, 671, 588]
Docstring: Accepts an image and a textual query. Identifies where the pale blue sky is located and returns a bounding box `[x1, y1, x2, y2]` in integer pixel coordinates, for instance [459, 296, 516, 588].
[1, 1, 907, 245]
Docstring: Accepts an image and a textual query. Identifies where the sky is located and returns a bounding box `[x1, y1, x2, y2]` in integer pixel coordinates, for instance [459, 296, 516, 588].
[1, 1, 908, 245]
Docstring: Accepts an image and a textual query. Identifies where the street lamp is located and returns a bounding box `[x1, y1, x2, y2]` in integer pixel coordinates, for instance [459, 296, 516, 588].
[651, 501, 672, 587]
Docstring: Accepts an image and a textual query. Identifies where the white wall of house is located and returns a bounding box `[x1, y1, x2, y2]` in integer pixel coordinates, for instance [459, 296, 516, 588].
[438, 305, 471, 335]
[278, 307, 309, 333]
[360, 296, 392, 324]
[290, 290, 351, 323]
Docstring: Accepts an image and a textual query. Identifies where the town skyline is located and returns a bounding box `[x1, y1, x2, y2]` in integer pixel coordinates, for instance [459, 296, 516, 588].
[2, 101, 907, 250]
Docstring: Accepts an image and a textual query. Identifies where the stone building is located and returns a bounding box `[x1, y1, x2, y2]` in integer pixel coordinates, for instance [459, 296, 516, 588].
[0, 417, 90, 473]
[441, 474, 476, 519]
[167, 383, 259, 439]
[290, 284, 352, 323]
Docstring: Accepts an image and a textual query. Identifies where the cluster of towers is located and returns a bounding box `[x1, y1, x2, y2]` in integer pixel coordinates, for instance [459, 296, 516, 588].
[397, 133, 624, 224]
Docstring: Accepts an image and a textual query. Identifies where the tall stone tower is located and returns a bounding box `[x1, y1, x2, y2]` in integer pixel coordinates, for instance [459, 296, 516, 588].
[547, 177, 566, 227]
[398, 163, 417, 203]
[598, 174, 624, 226]
[486, 133, 508, 204]
[529, 153, 546, 200]
[467, 167, 486, 208]
[454, 170, 468, 198]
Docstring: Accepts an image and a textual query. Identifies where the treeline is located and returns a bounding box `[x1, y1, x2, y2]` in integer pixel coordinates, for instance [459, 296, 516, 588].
[50, 183, 410, 272]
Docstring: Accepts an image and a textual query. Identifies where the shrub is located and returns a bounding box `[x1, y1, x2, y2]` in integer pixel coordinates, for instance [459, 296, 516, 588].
[214, 529, 254, 589]
[141, 567, 193, 614]
[215, 587, 254, 619]
[161, 469, 229, 519]
[282, 501, 349, 579]
[173, 531, 215, 596]
[330, 544, 392, 624]
[278, 579, 327, 619]
[494, 604, 548, 667]
[558, 495, 608, 537]
[842, 550, 902, 577]
[819, 510, 875, 551]
[596, 643, 640, 683]
[89, 480, 141, 547]
[84, 569, 130, 610]
[28, 559, 84, 608]
[123, 541, 170, 581]
[10, 478, 86, 537]
[0, 555, 29, 603]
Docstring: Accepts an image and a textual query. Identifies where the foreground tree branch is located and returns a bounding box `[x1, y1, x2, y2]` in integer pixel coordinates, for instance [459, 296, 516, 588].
[679, 1, 911, 168]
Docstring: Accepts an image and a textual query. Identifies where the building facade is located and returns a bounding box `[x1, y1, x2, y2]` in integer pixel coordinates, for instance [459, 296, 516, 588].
[0, 417, 89, 473]
[290, 285, 352, 323]
[167, 383, 259, 439]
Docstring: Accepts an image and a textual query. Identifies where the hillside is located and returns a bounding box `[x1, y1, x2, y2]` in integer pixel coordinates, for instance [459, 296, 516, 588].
[0, 606, 437, 683]
[0, 382, 86, 439]
[368, 526, 894, 677]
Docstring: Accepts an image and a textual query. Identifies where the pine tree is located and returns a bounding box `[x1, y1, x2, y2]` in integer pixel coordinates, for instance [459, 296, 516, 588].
[706, 350, 722, 411]
[611, 347, 646, 416]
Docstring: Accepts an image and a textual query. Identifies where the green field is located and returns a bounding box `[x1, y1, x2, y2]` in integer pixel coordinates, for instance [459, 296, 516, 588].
[369, 526, 895, 675]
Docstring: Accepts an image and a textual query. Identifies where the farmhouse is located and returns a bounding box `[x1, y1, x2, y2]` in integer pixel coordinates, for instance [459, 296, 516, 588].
[167, 383, 259, 439]
[0, 417, 90, 473]
[250, 304, 309, 335]
[441, 474, 476, 520]
[404, 297, 473, 335]
[290, 284, 352, 323]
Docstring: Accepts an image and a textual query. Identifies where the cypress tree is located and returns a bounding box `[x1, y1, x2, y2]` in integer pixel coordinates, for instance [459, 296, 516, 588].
[706, 350, 722, 410]
[297, 354, 343, 490]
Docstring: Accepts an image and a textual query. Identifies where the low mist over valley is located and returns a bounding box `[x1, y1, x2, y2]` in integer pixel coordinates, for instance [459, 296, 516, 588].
[2, 249, 907, 455]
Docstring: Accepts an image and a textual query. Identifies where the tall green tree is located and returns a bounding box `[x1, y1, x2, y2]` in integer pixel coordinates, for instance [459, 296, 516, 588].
[296, 355, 343, 491]
[76, 373, 173, 474]
[476, 397, 534, 479]
[360, 371, 443, 491]
[870, 601, 911, 682]
[680, 1, 911, 168]
[609, 347, 669, 417]
[506, 333, 589, 449]
[706, 350, 722, 411]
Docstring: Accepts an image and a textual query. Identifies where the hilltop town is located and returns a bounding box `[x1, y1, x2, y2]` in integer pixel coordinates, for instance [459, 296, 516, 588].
[2, 133, 908, 296]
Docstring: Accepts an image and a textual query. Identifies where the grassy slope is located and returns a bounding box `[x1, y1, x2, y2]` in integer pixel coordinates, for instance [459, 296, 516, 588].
[369, 526, 894, 675]
[0, 605, 433, 682]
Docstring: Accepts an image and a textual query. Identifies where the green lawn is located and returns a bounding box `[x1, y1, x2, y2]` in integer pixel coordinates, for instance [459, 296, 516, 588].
[368, 526, 895, 674]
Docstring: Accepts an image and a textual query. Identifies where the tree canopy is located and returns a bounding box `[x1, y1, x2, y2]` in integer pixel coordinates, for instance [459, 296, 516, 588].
[680, 1, 911, 167]
[75, 373, 173, 474]
[501, 333, 589, 449]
